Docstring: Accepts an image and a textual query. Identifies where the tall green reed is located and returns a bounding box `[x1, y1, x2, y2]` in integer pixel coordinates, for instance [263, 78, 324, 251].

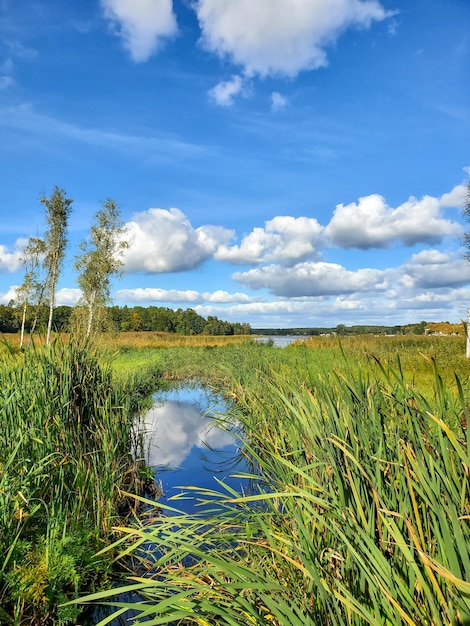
[78, 352, 470, 625]
[0, 338, 146, 623]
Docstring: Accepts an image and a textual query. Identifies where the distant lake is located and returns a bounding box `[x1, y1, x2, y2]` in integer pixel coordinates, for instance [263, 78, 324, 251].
[253, 335, 308, 347]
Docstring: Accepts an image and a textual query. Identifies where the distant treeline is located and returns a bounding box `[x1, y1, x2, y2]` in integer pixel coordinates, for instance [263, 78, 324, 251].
[253, 321, 429, 336]
[0, 304, 252, 336]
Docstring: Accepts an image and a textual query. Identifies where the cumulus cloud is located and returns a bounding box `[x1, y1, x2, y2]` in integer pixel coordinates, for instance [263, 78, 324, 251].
[195, 299, 324, 327]
[208, 75, 246, 106]
[195, 0, 393, 77]
[400, 250, 470, 289]
[233, 261, 385, 297]
[203, 289, 254, 303]
[123, 207, 233, 273]
[0, 286, 20, 304]
[216, 216, 324, 265]
[439, 183, 467, 208]
[217, 183, 463, 269]
[55, 288, 82, 306]
[142, 399, 234, 468]
[324, 192, 462, 249]
[5, 285, 79, 307]
[393, 288, 470, 315]
[101, 0, 177, 62]
[0, 239, 27, 273]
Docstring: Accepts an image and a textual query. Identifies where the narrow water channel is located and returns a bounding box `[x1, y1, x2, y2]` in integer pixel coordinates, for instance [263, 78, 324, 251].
[89, 383, 246, 624]
[141, 383, 245, 512]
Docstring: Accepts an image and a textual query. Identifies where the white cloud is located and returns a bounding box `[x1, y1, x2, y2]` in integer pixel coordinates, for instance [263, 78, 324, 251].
[233, 261, 385, 297]
[117, 288, 201, 303]
[325, 192, 462, 249]
[142, 399, 234, 468]
[271, 91, 287, 110]
[195, 0, 393, 77]
[439, 183, 467, 208]
[123, 207, 233, 273]
[333, 296, 365, 311]
[116, 287, 256, 304]
[401, 250, 470, 289]
[56, 288, 82, 306]
[0, 239, 27, 273]
[208, 75, 245, 106]
[0, 286, 19, 304]
[203, 290, 254, 303]
[216, 183, 464, 270]
[216, 215, 324, 265]
[5, 286, 79, 307]
[195, 286, 470, 327]
[101, 0, 177, 62]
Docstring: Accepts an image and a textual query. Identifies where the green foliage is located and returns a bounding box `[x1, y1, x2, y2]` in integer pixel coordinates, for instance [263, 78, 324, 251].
[6, 526, 105, 625]
[0, 304, 20, 332]
[0, 338, 143, 623]
[40, 186, 73, 344]
[74, 198, 128, 338]
[15, 236, 47, 348]
[0, 302, 252, 336]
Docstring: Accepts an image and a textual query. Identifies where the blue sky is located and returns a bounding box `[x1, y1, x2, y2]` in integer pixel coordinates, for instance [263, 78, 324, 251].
[0, 0, 469, 329]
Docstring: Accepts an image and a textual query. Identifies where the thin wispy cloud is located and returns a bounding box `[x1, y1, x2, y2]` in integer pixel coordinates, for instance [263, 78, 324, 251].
[271, 92, 287, 111]
[0, 104, 207, 161]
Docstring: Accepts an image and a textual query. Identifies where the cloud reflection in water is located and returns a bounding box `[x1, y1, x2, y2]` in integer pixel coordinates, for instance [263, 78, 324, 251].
[141, 388, 236, 470]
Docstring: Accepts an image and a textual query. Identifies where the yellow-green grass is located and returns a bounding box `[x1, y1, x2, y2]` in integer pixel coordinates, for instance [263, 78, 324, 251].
[103, 331, 470, 397]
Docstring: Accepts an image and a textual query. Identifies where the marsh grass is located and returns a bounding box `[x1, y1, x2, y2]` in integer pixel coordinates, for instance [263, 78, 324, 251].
[98, 331, 253, 350]
[78, 339, 470, 625]
[0, 337, 151, 624]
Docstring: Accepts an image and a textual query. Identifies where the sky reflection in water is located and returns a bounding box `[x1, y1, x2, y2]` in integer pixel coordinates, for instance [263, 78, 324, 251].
[140, 385, 245, 513]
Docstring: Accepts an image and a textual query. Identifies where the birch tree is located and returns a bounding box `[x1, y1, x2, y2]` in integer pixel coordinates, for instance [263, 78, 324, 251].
[41, 186, 73, 344]
[15, 236, 46, 348]
[74, 198, 128, 337]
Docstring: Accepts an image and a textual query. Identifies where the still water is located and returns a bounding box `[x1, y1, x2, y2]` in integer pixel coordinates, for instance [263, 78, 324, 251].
[140, 384, 246, 512]
[89, 384, 245, 624]
[254, 335, 308, 347]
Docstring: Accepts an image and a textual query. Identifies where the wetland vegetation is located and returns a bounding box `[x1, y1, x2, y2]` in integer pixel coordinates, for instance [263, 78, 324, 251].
[1, 331, 469, 624]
